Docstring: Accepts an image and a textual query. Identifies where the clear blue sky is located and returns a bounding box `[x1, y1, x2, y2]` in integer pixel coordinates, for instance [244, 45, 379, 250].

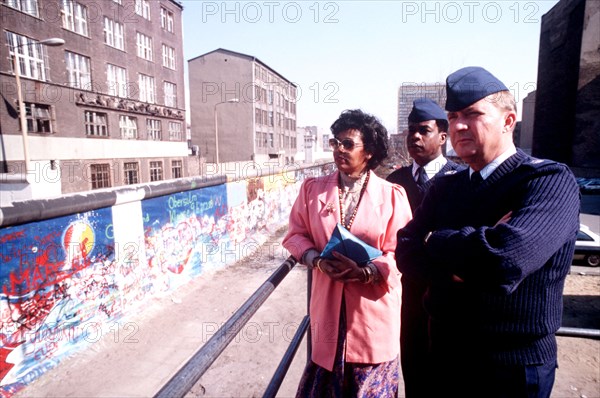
[181, 0, 559, 133]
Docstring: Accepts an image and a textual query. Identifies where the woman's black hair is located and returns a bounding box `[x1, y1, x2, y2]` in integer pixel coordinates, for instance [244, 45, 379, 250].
[330, 109, 389, 170]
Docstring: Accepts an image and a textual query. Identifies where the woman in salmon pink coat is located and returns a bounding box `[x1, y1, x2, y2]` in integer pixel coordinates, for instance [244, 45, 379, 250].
[283, 109, 412, 397]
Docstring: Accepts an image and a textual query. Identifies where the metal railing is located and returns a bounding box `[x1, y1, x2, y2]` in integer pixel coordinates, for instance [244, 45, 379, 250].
[154, 255, 307, 398]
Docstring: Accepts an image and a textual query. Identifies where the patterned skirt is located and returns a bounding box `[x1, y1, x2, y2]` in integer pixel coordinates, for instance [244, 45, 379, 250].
[296, 303, 399, 398]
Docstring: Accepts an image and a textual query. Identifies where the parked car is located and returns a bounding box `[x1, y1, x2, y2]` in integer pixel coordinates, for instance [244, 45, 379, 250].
[574, 224, 600, 267]
[577, 178, 600, 194]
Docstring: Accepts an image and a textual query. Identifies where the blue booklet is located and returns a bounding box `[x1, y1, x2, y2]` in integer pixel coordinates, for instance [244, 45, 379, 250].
[320, 223, 383, 264]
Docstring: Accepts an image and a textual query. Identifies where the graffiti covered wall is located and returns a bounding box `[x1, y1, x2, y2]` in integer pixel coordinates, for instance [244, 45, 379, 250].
[0, 166, 326, 397]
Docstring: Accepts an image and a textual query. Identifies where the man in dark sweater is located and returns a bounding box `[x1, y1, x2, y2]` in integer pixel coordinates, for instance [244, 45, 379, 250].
[387, 98, 462, 397]
[396, 67, 580, 398]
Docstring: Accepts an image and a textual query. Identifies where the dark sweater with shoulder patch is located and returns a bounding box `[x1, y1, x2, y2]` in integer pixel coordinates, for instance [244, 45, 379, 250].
[387, 160, 463, 212]
[396, 149, 580, 365]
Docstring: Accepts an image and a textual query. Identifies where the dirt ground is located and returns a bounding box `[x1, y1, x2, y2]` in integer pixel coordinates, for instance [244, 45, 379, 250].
[15, 229, 600, 398]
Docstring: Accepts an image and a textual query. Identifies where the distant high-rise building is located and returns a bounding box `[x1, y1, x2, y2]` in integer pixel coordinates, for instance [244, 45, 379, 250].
[0, 0, 188, 201]
[394, 83, 447, 161]
[397, 83, 446, 135]
[188, 48, 297, 166]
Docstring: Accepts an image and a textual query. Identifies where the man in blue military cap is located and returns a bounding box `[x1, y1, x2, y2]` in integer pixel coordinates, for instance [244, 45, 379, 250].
[387, 98, 462, 397]
[396, 67, 580, 397]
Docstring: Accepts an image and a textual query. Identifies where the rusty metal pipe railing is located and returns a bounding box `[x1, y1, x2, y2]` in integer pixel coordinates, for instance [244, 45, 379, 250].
[154, 256, 298, 398]
[262, 315, 310, 398]
[557, 326, 600, 339]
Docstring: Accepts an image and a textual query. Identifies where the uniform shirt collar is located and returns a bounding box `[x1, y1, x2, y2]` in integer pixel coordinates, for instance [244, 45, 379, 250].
[412, 154, 448, 181]
[470, 145, 517, 180]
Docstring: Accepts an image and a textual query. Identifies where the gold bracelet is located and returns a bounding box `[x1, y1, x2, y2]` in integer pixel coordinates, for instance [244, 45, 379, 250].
[315, 257, 324, 273]
[363, 265, 373, 284]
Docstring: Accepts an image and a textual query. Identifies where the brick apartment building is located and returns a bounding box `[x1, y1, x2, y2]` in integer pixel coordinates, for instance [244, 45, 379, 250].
[0, 0, 188, 202]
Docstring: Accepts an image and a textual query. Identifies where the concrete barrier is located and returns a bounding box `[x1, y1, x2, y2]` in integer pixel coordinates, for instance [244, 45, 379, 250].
[0, 162, 332, 397]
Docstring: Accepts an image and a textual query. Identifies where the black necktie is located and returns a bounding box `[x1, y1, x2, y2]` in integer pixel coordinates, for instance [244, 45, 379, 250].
[471, 171, 483, 185]
[416, 167, 428, 186]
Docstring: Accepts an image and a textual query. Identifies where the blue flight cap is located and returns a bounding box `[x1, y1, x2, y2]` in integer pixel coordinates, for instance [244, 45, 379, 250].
[445, 66, 508, 112]
[408, 98, 447, 123]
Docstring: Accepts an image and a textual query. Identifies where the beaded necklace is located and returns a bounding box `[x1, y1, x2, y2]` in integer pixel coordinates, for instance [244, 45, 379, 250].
[338, 170, 370, 230]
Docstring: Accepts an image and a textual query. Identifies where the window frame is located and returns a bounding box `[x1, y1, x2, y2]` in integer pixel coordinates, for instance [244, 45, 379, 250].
[136, 32, 153, 61]
[149, 161, 163, 182]
[103, 16, 124, 50]
[6, 31, 49, 81]
[5, 0, 39, 16]
[65, 51, 91, 89]
[163, 81, 177, 107]
[90, 163, 111, 189]
[146, 118, 162, 140]
[171, 160, 182, 179]
[123, 162, 139, 185]
[107, 63, 128, 98]
[119, 115, 138, 139]
[62, 0, 89, 36]
[84, 110, 108, 137]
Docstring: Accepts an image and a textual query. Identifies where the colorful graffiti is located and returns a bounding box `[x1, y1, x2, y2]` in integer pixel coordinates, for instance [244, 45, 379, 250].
[0, 166, 327, 396]
[0, 209, 115, 396]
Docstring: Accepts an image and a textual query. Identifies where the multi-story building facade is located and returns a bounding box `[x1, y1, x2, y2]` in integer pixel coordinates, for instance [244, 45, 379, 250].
[188, 48, 297, 167]
[0, 0, 188, 202]
[533, 0, 599, 176]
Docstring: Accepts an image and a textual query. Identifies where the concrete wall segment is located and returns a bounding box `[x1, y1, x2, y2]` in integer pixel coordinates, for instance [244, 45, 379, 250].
[0, 163, 330, 396]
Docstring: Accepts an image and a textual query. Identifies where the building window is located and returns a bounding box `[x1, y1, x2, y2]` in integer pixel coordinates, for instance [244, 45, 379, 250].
[5, 0, 39, 16]
[65, 51, 91, 89]
[119, 115, 138, 139]
[149, 161, 163, 181]
[19, 102, 52, 134]
[171, 160, 182, 179]
[136, 32, 153, 61]
[84, 111, 108, 136]
[163, 81, 176, 107]
[162, 44, 176, 69]
[255, 108, 262, 125]
[5, 32, 49, 81]
[135, 0, 150, 20]
[147, 119, 161, 140]
[107, 64, 128, 98]
[124, 162, 139, 185]
[104, 17, 124, 50]
[138, 74, 155, 104]
[168, 121, 182, 141]
[62, 0, 88, 36]
[90, 164, 111, 189]
[160, 7, 174, 32]
[268, 111, 274, 127]
[269, 133, 274, 148]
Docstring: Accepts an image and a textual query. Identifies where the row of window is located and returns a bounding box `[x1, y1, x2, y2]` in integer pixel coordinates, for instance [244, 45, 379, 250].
[4, 0, 175, 33]
[255, 132, 297, 150]
[20, 101, 182, 141]
[91, 158, 182, 190]
[254, 65, 298, 99]
[253, 86, 297, 114]
[7, 31, 178, 107]
[85, 110, 183, 141]
[254, 108, 297, 130]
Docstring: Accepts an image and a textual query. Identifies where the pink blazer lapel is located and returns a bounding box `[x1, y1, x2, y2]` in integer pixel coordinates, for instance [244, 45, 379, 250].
[317, 172, 341, 245]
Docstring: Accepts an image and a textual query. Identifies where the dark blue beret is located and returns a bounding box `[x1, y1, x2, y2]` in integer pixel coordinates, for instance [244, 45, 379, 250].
[445, 66, 508, 112]
[408, 98, 447, 123]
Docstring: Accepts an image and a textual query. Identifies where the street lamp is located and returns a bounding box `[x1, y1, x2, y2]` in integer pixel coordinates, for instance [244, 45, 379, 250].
[213, 98, 239, 164]
[12, 37, 65, 179]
